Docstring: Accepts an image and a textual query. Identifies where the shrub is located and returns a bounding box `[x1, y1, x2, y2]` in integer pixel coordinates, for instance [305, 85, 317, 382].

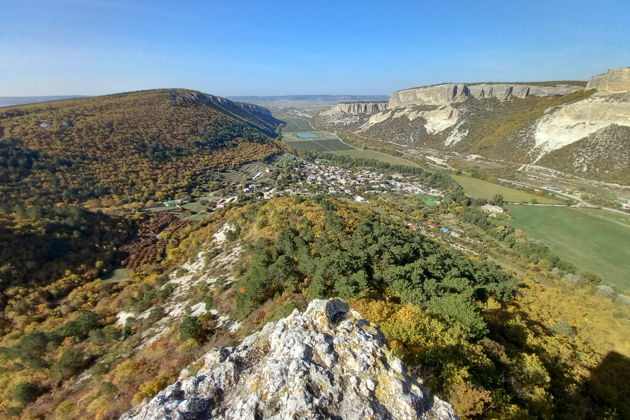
[112, 360, 139, 385]
[148, 306, 166, 323]
[132, 374, 175, 404]
[552, 321, 576, 338]
[13, 381, 42, 404]
[179, 316, 203, 341]
[55, 401, 77, 420]
[52, 348, 88, 379]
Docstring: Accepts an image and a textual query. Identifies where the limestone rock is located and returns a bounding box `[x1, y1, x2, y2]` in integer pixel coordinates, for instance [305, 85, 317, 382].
[322, 101, 389, 116]
[532, 92, 630, 158]
[121, 299, 458, 420]
[318, 101, 389, 129]
[388, 83, 583, 108]
[586, 67, 630, 93]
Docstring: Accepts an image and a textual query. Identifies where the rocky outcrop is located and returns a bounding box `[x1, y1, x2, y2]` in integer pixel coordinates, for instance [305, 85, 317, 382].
[586, 67, 630, 93]
[359, 105, 459, 135]
[121, 299, 457, 420]
[322, 101, 388, 116]
[316, 101, 389, 129]
[532, 92, 630, 158]
[389, 83, 584, 108]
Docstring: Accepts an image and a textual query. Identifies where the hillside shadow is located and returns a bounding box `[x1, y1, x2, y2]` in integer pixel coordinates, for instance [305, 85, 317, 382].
[485, 301, 630, 419]
[582, 351, 630, 419]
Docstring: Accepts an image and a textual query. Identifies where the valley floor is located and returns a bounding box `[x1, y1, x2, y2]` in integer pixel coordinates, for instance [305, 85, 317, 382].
[508, 204, 630, 291]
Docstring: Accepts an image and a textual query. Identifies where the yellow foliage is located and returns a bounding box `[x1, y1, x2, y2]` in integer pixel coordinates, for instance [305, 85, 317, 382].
[177, 338, 200, 353]
[132, 374, 177, 404]
[448, 381, 493, 419]
[112, 360, 140, 385]
[86, 395, 110, 417]
[55, 401, 77, 420]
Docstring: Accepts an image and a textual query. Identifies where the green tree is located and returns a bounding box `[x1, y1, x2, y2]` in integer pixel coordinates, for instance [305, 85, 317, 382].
[13, 381, 42, 404]
[179, 316, 203, 341]
[52, 349, 88, 379]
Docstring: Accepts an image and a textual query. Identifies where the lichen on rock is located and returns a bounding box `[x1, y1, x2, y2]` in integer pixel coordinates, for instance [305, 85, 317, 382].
[121, 299, 457, 420]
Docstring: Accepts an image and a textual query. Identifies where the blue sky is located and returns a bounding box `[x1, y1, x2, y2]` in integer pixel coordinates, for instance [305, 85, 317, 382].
[1, 0, 629, 96]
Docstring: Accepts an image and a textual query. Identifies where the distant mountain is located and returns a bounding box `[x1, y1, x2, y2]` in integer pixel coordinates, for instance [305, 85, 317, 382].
[0, 89, 283, 207]
[230, 94, 389, 106]
[0, 96, 86, 108]
[316, 68, 630, 184]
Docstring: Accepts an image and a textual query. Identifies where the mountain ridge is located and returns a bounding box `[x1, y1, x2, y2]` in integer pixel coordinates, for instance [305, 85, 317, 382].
[0, 89, 284, 207]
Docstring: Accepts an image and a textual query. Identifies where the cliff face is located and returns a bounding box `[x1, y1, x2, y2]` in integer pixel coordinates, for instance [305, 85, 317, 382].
[323, 101, 389, 115]
[315, 101, 389, 129]
[586, 67, 630, 93]
[314, 68, 630, 183]
[121, 299, 457, 420]
[388, 83, 584, 108]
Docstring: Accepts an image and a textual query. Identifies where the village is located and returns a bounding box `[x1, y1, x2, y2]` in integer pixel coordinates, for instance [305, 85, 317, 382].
[144, 156, 445, 219]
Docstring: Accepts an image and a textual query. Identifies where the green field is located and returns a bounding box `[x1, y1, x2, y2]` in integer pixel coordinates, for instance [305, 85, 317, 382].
[453, 175, 562, 204]
[283, 131, 354, 153]
[281, 116, 314, 132]
[281, 117, 420, 168]
[507, 205, 630, 291]
[330, 149, 420, 167]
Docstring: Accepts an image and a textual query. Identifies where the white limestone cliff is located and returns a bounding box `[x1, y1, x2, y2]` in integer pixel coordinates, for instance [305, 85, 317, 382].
[532, 92, 630, 159]
[322, 101, 388, 116]
[388, 83, 583, 108]
[586, 67, 630, 93]
[121, 299, 458, 420]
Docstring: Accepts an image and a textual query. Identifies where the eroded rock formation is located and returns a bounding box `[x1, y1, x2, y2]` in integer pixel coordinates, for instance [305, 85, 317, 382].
[388, 83, 584, 108]
[322, 101, 388, 115]
[121, 299, 457, 420]
[586, 67, 630, 93]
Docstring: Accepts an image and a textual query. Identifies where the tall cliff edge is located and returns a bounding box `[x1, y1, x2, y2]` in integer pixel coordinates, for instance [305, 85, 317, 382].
[322, 101, 389, 116]
[586, 67, 630, 93]
[389, 83, 584, 108]
[121, 299, 457, 420]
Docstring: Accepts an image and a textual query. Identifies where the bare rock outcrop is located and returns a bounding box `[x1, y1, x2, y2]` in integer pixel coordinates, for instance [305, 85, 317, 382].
[388, 83, 583, 108]
[586, 67, 630, 93]
[317, 101, 389, 129]
[532, 92, 630, 158]
[121, 299, 457, 420]
[322, 101, 388, 116]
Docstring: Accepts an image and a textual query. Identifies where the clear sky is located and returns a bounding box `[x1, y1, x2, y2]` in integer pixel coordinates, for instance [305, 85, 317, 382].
[1, 0, 629, 96]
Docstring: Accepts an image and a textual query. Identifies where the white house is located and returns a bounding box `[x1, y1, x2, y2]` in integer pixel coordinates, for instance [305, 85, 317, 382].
[481, 204, 504, 214]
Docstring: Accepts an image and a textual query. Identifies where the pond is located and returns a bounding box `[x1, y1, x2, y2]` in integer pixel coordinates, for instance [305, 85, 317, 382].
[296, 132, 319, 139]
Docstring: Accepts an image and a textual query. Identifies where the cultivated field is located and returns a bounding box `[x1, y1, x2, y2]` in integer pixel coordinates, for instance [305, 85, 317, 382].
[281, 116, 315, 132]
[283, 131, 354, 153]
[330, 149, 420, 168]
[453, 175, 562, 204]
[508, 205, 630, 291]
[281, 117, 420, 167]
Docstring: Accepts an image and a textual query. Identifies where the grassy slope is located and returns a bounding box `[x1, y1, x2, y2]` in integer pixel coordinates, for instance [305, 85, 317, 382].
[465, 90, 596, 158]
[453, 174, 562, 204]
[507, 205, 630, 291]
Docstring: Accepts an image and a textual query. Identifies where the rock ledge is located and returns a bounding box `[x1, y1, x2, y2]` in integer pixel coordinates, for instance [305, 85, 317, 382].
[121, 299, 457, 420]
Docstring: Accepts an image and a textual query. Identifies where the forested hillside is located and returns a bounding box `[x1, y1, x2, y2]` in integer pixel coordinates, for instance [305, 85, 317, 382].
[0, 89, 283, 207]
